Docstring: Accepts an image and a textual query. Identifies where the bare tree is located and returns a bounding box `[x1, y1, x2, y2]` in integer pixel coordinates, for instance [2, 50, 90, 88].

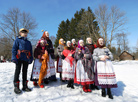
[0, 8, 38, 60]
[50, 35, 56, 46]
[0, 37, 13, 59]
[116, 32, 129, 52]
[0, 8, 38, 42]
[95, 4, 110, 45]
[95, 4, 127, 47]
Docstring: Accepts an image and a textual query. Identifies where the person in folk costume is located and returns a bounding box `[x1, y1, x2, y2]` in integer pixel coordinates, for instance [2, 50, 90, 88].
[31, 39, 49, 88]
[57, 38, 65, 81]
[12, 28, 33, 94]
[41, 31, 57, 82]
[62, 41, 75, 89]
[85, 37, 99, 90]
[74, 40, 94, 92]
[71, 39, 77, 49]
[93, 38, 117, 99]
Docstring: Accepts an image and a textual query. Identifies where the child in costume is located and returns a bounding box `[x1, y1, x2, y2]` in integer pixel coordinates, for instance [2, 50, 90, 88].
[12, 28, 33, 94]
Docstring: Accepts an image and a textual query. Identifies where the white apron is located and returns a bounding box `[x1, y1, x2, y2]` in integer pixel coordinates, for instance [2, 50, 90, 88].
[97, 56, 117, 85]
[49, 55, 56, 76]
[62, 60, 74, 80]
[31, 59, 51, 80]
[75, 60, 93, 84]
[57, 57, 62, 73]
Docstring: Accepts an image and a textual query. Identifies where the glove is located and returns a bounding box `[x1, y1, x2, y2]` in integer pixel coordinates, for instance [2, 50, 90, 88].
[12, 59, 18, 64]
[28, 57, 33, 64]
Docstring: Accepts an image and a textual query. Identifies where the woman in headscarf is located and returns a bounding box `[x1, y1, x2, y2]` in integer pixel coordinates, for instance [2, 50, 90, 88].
[41, 31, 57, 82]
[85, 37, 99, 90]
[30, 39, 50, 88]
[74, 40, 94, 92]
[57, 38, 65, 81]
[93, 38, 117, 99]
[71, 39, 77, 50]
[62, 41, 75, 89]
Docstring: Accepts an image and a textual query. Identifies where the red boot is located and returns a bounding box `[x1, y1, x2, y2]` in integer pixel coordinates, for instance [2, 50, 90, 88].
[83, 85, 88, 92]
[39, 81, 44, 88]
[40, 84, 44, 88]
[33, 81, 38, 86]
[86, 84, 91, 92]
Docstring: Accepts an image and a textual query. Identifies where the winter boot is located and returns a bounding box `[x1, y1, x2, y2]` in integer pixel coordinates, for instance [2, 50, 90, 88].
[22, 81, 31, 92]
[86, 84, 91, 92]
[33, 81, 38, 86]
[44, 79, 49, 84]
[60, 73, 65, 82]
[38, 80, 44, 88]
[67, 80, 71, 88]
[70, 80, 74, 89]
[14, 81, 22, 94]
[40, 84, 44, 88]
[83, 85, 88, 92]
[107, 88, 113, 99]
[94, 85, 99, 90]
[101, 88, 106, 97]
[90, 84, 95, 90]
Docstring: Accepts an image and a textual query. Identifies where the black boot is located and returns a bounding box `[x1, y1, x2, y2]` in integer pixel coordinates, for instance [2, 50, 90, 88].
[94, 85, 99, 90]
[22, 81, 31, 92]
[67, 80, 71, 88]
[101, 88, 106, 97]
[70, 80, 74, 89]
[60, 73, 65, 82]
[14, 81, 22, 94]
[90, 84, 95, 90]
[107, 88, 113, 99]
[44, 79, 49, 84]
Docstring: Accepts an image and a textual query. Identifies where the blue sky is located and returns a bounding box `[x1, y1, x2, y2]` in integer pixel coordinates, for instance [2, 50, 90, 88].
[0, 0, 138, 49]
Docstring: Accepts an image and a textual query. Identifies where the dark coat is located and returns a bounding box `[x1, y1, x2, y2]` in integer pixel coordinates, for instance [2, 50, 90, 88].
[74, 46, 94, 80]
[85, 44, 97, 54]
[41, 38, 55, 59]
[12, 36, 33, 64]
[34, 46, 46, 59]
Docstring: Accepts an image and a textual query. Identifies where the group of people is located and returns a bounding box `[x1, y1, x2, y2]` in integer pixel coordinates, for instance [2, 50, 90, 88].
[12, 28, 117, 99]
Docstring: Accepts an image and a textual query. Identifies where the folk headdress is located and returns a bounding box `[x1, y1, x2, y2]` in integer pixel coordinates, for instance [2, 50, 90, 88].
[78, 39, 85, 50]
[97, 37, 105, 48]
[59, 38, 65, 46]
[36, 39, 47, 50]
[41, 30, 50, 40]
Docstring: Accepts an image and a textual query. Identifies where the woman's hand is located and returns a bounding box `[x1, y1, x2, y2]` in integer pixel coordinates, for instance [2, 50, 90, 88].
[100, 56, 109, 61]
[68, 53, 72, 56]
[41, 56, 45, 59]
[105, 55, 109, 59]
[78, 50, 81, 54]
[84, 54, 86, 58]
[45, 50, 48, 55]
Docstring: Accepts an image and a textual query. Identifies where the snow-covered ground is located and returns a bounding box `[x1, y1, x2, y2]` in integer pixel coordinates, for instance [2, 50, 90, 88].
[0, 60, 138, 102]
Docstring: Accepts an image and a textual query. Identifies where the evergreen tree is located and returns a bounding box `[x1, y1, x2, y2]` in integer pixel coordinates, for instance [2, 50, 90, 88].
[77, 7, 100, 43]
[54, 21, 66, 47]
[55, 7, 100, 47]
